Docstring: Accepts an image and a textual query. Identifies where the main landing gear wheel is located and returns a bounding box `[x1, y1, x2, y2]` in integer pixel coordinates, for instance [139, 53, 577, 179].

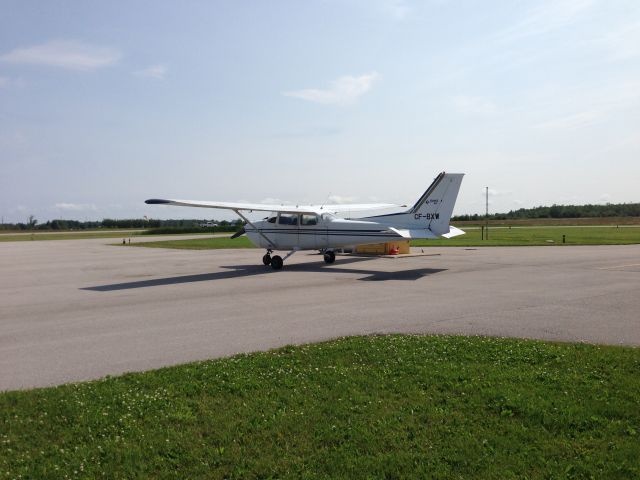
[262, 254, 272, 265]
[270, 255, 283, 270]
[323, 251, 336, 264]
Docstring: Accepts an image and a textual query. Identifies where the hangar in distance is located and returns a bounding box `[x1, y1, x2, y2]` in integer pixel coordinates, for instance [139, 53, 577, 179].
[146, 171, 465, 270]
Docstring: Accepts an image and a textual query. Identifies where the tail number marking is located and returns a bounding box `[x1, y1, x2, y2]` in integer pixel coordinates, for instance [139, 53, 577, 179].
[414, 213, 440, 220]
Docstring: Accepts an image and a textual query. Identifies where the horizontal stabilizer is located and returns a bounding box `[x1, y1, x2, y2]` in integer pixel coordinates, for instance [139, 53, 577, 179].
[389, 226, 465, 239]
[389, 227, 439, 239]
[441, 226, 465, 238]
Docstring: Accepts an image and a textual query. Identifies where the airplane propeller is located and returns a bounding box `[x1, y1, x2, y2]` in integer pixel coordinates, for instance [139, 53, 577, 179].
[230, 227, 246, 239]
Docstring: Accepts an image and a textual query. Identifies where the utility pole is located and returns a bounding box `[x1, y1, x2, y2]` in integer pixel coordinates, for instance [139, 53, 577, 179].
[485, 186, 489, 240]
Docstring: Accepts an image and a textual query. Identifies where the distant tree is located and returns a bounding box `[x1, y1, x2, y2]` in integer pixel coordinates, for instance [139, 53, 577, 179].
[455, 202, 640, 220]
[51, 219, 69, 230]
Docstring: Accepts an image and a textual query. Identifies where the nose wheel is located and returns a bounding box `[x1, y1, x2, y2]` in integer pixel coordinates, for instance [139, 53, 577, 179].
[262, 249, 294, 270]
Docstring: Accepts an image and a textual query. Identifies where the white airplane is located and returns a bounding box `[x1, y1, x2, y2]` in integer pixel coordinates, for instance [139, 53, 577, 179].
[146, 171, 465, 270]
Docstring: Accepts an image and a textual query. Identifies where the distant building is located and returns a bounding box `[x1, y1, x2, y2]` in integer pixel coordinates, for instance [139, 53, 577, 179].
[199, 221, 218, 228]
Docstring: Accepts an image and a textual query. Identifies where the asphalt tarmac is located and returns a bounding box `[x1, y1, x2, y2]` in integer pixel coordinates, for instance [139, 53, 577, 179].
[1, 238, 638, 390]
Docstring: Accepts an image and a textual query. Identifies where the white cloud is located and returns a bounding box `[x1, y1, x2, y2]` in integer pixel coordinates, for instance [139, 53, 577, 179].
[0, 40, 121, 71]
[532, 81, 640, 131]
[134, 64, 168, 79]
[328, 195, 358, 204]
[283, 72, 379, 105]
[0, 76, 25, 88]
[484, 189, 512, 197]
[496, 0, 595, 42]
[535, 111, 601, 130]
[54, 202, 98, 211]
[452, 95, 497, 115]
[259, 198, 288, 205]
[379, 0, 409, 20]
[598, 20, 640, 60]
[0, 130, 28, 149]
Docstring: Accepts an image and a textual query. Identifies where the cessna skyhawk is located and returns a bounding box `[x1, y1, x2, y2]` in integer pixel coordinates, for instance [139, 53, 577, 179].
[146, 171, 465, 270]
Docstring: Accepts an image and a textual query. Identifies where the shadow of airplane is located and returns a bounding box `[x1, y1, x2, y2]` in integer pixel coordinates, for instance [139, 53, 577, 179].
[83, 256, 446, 292]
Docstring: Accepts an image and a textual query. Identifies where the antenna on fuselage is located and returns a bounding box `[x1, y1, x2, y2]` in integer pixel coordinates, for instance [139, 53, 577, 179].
[319, 192, 332, 210]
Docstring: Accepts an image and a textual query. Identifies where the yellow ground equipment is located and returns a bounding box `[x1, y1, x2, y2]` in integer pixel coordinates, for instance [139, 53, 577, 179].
[355, 240, 410, 255]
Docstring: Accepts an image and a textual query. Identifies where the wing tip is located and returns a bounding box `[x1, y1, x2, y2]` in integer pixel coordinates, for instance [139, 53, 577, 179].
[145, 199, 171, 205]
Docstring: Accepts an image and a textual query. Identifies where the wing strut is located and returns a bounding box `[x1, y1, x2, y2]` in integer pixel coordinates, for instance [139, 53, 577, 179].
[233, 209, 275, 248]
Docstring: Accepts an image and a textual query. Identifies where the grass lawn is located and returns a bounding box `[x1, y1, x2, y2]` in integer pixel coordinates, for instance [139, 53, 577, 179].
[411, 225, 640, 247]
[0, 231, 228, 243]
[2, 335, 639, 479]
[127, 226, 640, 250]
[455, 217, 640, 227]
[127, 236, 256, 249]
[0, 231, 145, 242]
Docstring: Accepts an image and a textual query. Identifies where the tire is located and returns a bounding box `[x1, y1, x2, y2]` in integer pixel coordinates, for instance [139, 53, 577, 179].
[323, 251, 335, 264]
[271, 255, 283, 270]
[262, 254, 271, 266]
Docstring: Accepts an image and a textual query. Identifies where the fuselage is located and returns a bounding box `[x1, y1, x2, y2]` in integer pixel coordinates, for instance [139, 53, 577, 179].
[246, 212, 402, 251]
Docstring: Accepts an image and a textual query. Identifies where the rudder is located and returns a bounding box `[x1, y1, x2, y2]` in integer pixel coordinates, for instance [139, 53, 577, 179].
[411, 172, 464, 235]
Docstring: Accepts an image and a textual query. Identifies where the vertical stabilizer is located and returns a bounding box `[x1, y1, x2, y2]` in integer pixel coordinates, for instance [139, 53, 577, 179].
[411, 172, 464, 235]
[360, 171, 464, 237]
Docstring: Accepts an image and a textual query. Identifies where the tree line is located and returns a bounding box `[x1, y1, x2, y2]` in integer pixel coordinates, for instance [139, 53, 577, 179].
[0, 218, 243, 231]
[2, 202, 639, 230]
[452, 202, 640, 221]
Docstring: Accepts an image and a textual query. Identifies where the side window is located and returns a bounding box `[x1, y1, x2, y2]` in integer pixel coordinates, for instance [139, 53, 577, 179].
[278, 214, 298, 225]
[301, 214, 319, 226]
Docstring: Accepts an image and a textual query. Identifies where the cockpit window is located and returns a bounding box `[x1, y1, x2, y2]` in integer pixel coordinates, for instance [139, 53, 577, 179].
[267, 216, 276, 223]
[301, 214, 319, 226]
[278, 214, 298, 225]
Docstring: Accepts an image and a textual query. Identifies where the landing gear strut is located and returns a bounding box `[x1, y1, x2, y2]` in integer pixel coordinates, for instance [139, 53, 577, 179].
[324, 251, 336, 264]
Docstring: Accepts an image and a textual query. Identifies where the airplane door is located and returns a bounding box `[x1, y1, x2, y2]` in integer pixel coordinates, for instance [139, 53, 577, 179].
[275, 213, 299, 249]
[299, 214, 322, 249]
[316, 214, 329, 249]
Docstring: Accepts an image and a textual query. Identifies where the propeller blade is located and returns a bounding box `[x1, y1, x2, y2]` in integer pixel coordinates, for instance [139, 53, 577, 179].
[230, 227, 246, 239]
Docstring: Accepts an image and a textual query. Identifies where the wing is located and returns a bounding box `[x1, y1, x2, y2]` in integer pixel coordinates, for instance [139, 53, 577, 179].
[320, 203, 405, 214]
[145, 198, 404, 215]
[145, 198, 317, 214]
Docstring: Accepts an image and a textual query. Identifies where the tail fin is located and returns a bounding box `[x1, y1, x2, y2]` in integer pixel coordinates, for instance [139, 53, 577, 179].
[409, 172, 464, 235]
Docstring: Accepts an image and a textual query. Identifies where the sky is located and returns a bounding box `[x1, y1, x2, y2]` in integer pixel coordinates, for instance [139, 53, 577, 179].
[1, 0, 639, 223]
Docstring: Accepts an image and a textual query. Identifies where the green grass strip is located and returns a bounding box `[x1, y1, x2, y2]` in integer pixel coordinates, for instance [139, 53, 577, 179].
[2, 335, 639, 479]
[412, 225, 640, 246]
[0, 232, 146, 242]
[128, 226, 640, 250]
[127, 236, 256, 249]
